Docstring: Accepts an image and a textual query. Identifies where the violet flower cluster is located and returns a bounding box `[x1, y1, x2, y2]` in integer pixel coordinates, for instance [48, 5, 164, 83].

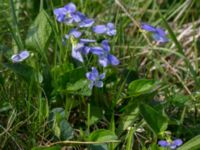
[158, 139, 183, 149]
[54, 2, 119, 89]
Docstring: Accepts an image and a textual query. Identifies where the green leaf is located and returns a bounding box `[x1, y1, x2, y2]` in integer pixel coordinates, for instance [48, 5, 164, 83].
[64, 67, 86, 83]
[49, 108, 65, 122]
[128, 79, 158, 97]
[52, 65, 86, 90]
[3, 63, 35, 82]
[89, 129, 118, 142]
[178, 135, 200, 150]
[59, 119, 74, 140]
[117, 100, 139, 135]
[169, 94, 189, 107]
[51, 66, 89, 96]
[31, 145, 61, 150]
[26, 10, 52, 51]
[38, 98, 49, 124]
[67, 79, 88, 91]
[51, 108, 74, 140]
[53, 113, 61, 138]
[139, 103, 168, 134]
[66, 79, 92, 96]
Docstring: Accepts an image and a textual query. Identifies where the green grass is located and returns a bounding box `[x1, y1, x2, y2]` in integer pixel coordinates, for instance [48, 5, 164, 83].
[1, 0, 200, 149]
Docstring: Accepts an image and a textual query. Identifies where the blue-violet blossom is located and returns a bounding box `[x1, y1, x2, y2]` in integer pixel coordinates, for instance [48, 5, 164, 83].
[75, 11, 94, 28]
[11, 50, 30, 63]
[72, 39, 96, 62]
[141, 23, 168, 43]
[91, 40, 119, 67]
[54, 3, 94, 27]
[86, 67, 105, 89]
[54, 3, 80, 24]
[93, 23, 116, 36]
[65, 29, 82, 39]
[158, 139, 183, 149]
[79, 14, 94, 28]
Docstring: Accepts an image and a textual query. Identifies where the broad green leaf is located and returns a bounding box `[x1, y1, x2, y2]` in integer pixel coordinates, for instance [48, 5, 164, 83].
[49, 108, 65, 122]
[52, 65, 86, 90]
[3, 63, 35, 82]
[59, 119, 74, 140]
[178, 135, 200, 150]
[67, 79, 88, 91]
[128, 79, 158, 97]
[51, 108, 74, 140]
[117, 101, 139, 135]
[64, 67, 86, 83]
[53, 113, 62, 138]
[139, 103, 168, 134]
[89, 129, 118, 142]
[31, 145, 61, 150]
[51, 63, 74, 90]
[26, 10, 52, 51]
[52, 66, 88, 96]
[169, 94, 189, 107]
[66, 79, 92, 96]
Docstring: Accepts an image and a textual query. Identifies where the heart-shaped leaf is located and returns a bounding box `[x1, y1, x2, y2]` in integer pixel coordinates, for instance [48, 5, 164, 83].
[128, 79, 158, 97]
[139, 103, 168, 134]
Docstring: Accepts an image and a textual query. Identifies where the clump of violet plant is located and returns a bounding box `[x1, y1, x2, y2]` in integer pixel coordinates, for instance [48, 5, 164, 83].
[54, 2, 119, 90]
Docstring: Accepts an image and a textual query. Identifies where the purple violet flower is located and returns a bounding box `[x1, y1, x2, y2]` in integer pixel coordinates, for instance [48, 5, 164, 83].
[54, 3, 94, 27]
[54, 3, 82, 24]
[141, 23, 168, 43]
[158, 140, 170, 147]
[79, 18, 94, 28]
[71, 39, 96, 62]
[65, 29, 82, 39]
[91, 40, 119, 67]
[93, 23, 116, 36]
[53, 7, 68, 22]
[86, 67, 105, 89]
[158, 139, 183, 150]
[11, 50, 30, 63]
[73, 11, 94, 28]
